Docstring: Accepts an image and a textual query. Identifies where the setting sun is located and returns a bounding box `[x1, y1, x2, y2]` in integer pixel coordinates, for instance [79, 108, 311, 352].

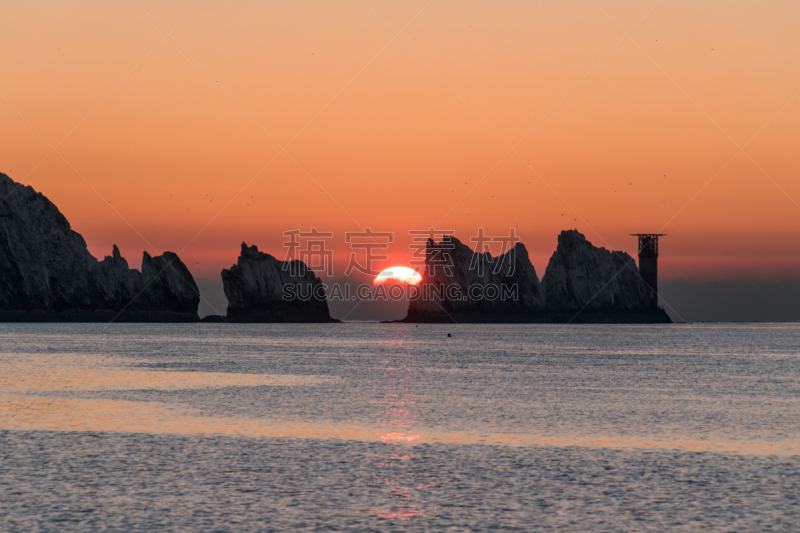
[374, 267, 422, 285]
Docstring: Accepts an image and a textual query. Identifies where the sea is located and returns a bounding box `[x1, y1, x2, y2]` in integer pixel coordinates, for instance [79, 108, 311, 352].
[1, 323, 799, 531]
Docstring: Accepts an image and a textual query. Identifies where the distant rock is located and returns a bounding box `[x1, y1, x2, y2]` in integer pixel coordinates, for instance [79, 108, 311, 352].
[542, 230, 671, 323]
[403, 236, 545, 323]
[0, 173, 199, 321]
[221, 243, 337, 322]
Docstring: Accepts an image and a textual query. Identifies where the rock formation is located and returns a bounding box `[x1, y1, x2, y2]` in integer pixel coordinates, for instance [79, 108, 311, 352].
[403, 236, 546, 322]
[221, 243, 337, 322]
[92, 246, 200, 320]
[541, 230, 671, 323]
[402, 230, 672, 323]
[0, 172, 673, 324]
[0, 173, 199, 321]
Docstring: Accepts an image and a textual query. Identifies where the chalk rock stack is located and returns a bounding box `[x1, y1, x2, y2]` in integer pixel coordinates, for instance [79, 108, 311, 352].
[0, 173, 199, 321]
[541, 230, 670, 322]
[403, 236, 546, 322]
[402, 230, 671, 323]
[0, 171, 672, 324]
[221, 243, 337, 322]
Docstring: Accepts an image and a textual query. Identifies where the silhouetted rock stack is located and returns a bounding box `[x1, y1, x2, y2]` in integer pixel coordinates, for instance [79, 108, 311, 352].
[0, 173, 199, 321]
[402, 230, 671, 323]
[0, 172, 672, 324]
[541, 230, 671, 323]
[221, 243, 337, 322]
[403, 236, 545, 323]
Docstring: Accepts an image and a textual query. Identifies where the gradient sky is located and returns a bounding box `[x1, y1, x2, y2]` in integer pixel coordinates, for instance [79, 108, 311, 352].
[2, 0, 799, 287]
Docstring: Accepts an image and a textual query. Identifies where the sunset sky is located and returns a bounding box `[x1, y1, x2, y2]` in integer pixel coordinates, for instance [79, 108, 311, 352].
[2, 0, 799, 289]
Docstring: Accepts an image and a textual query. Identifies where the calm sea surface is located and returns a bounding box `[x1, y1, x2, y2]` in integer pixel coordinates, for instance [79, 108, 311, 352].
[1, 323, 799, 531]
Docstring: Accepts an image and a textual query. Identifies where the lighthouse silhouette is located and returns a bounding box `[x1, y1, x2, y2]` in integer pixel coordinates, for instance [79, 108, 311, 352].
[631, 234, 665, 309]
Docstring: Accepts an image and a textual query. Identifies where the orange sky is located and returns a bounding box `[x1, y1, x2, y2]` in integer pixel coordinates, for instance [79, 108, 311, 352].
[1, 0, 799, 282]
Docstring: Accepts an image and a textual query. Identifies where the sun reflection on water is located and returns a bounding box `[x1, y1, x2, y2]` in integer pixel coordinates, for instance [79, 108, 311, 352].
[368, 335, 436, 522]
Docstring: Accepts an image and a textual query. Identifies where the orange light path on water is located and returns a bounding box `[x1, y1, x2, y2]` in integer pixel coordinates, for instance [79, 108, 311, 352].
[368, 335, 435, 521]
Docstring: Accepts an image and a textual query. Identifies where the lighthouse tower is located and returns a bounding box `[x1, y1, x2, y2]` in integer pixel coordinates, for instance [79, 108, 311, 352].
[631, 234, 665, 308]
